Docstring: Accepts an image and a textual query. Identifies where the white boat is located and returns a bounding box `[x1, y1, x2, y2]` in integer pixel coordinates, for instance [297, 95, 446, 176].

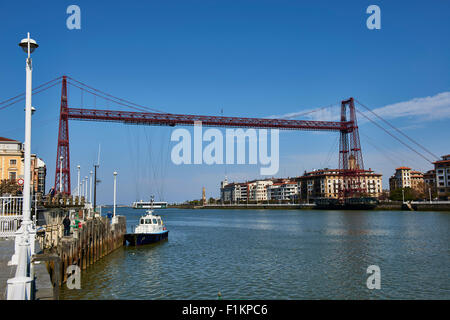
[124, 210, 169, 246]
[132, 199, 168, 209]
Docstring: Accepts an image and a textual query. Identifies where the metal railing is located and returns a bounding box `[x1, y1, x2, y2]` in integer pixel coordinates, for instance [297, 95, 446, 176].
[0, 215, 22, 238]
[0, 196, 23, 216]
[410, 200, 450, 204]
[0, 196, 23, 238]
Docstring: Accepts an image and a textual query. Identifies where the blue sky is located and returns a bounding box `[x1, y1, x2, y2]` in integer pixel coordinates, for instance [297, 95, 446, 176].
[0, 0, 449, 204]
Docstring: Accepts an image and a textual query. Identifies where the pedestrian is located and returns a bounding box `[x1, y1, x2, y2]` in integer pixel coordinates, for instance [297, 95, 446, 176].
[63, 214, 71, 236]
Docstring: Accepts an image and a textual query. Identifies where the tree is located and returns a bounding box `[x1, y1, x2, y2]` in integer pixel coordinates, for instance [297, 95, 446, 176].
[0, 179, 22, 196]
[389, 187, 416, 201]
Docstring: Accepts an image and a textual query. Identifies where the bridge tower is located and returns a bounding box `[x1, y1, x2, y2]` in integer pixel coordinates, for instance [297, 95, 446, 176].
[54, 76, 71, 194]
[339, 97, 364, 199]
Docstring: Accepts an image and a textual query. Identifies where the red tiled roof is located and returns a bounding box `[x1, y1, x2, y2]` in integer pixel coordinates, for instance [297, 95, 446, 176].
[396, 167, 411, 170]
[0, 137, 20, 142]
[433, 159, 450, 164]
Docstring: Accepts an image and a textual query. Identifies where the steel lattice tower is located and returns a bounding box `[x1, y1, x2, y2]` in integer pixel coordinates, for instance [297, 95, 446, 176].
[339, 97, 364, 199]
[54, 76, 71, 194]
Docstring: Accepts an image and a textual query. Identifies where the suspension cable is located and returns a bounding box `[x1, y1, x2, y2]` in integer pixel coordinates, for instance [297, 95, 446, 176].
[0, 77, 63, 111]
[66, 76, 169, 114]
[355, 99, 439, 161]
[355, 108, 433, 164]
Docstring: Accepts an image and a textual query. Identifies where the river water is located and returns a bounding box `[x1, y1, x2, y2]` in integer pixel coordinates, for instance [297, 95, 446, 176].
[60, 208, 449, 300]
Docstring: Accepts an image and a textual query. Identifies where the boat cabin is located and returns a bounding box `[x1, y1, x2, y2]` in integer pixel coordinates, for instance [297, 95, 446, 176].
[134, 211, 166, 234]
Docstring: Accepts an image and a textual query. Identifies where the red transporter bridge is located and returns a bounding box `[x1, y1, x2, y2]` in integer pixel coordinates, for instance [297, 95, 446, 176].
[54, 76, 365, 201]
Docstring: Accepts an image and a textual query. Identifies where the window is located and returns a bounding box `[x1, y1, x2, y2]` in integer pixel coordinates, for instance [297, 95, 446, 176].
[9, 172, 16, 180]
[145, 219, 151, 224]
[140, 219, 144, 224]
[10, 159, 17, 166]
[152, 219, 157, 224]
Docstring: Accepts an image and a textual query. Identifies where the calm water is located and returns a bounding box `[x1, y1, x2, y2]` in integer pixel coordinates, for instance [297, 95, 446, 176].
[60, 208, 450, 300]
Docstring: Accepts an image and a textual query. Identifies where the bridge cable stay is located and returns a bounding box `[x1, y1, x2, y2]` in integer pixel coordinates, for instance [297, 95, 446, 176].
[0, 76, 63, 111]
[65, 76, 169, 114]
[355, 99, 439, 161]
[66, 81, 152, 113]
[277, 103, 339, 120]
[321, 135, 339, 169]
[359, 131, 407, 167]
[355, 108, 433, 164]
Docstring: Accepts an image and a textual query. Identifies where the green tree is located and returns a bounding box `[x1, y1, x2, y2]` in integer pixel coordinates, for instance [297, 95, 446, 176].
[389, 187, 416, 201]
[0, 179, 22, 196]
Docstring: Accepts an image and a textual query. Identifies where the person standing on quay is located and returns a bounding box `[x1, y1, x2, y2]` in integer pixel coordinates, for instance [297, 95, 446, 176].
[63, 214, 71, 236]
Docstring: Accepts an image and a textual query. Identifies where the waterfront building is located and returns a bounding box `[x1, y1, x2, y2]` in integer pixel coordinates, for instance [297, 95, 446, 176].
[220, 179, 248, 203]
[248, 180, 273, 201]
[220, 167, 382, 203]
[433, 154, 450, 200]
[423, 169, 436, 187]
[35, 158, 46, 194]
[389, 167, 412, 190]
[410, 170, 424, 190]
[0, 136, 46, 195]
[220, 178, 274, 203]
[389, 167, 425, 194]
[299, 168, 382, 200]
[267, 180, 299, 201]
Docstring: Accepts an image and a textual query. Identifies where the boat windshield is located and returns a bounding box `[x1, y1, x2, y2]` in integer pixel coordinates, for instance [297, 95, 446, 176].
[145, 219, 151, 224]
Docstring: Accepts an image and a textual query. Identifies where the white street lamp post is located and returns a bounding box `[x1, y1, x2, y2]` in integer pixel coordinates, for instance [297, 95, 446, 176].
[84, 176, 88, 199]
[113, 171, 117, 223]
[59, 156, 63, 193]
[89, 171, 93, 203]
[429, 187, 432, 203]
[7, 32, 39, 300]
[77, 165, 81, 198]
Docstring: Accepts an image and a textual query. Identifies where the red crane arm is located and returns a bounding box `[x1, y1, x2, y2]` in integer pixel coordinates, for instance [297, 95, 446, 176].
[66, 107, 350, 132]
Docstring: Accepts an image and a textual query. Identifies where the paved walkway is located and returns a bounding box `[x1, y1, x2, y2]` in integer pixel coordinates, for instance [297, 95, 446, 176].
[0, 239, 17, 300]
[0, 238, 54, 300]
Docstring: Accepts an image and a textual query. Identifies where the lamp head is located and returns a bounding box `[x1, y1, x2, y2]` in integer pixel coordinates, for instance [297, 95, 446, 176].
[113, 171, 117, 176]
[19, 36, 38, 54]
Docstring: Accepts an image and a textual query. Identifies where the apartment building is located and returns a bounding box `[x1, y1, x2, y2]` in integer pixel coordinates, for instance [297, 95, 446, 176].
[220, 178, 249, 202]
[299, 168, 382, 200]
[0, 136, 46, 195]
[220, 178, 278, 202]
[389, 167, 412, 190]
[267, 180, 299, 201]
[423, 169, 436, 190]
[410, 170, 424, 190]
[389, 167, 425, 193]
[433, 155, 450, 200]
